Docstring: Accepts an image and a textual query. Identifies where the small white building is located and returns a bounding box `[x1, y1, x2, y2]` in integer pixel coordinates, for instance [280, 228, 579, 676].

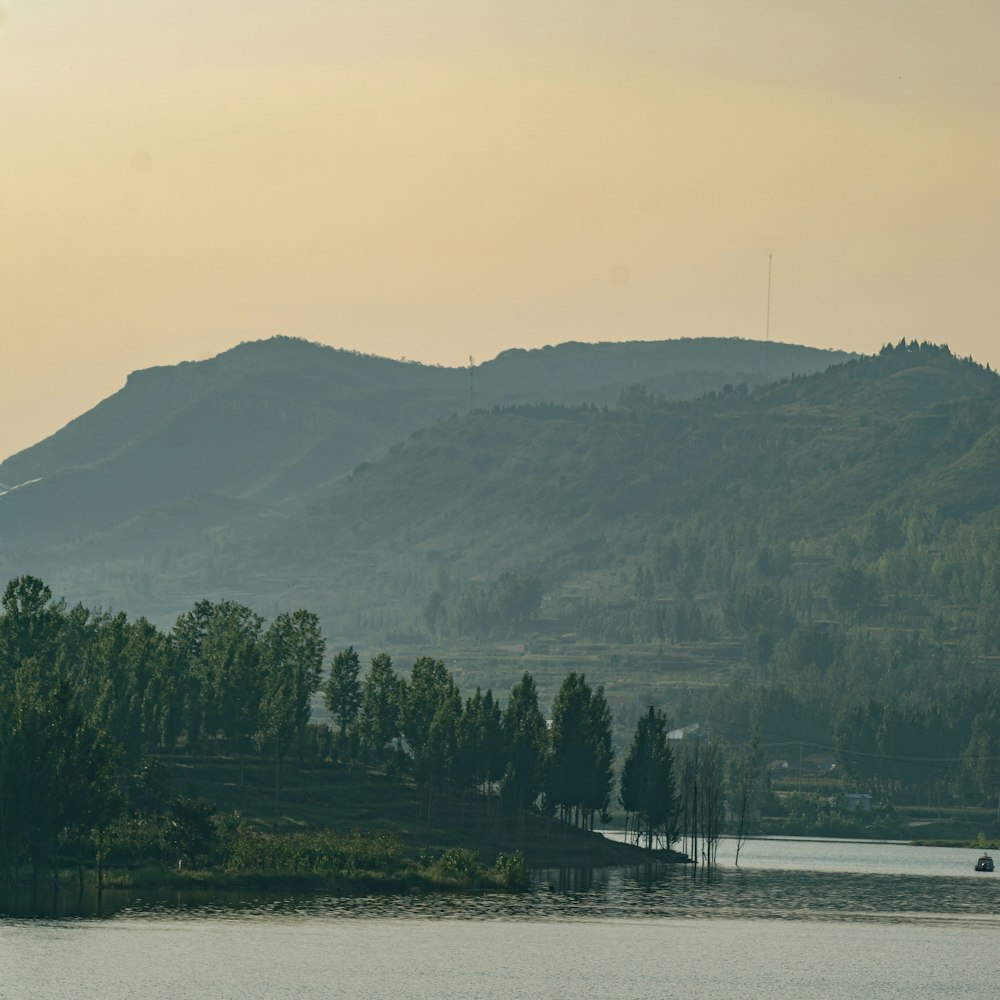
[666, 723, 700, 748]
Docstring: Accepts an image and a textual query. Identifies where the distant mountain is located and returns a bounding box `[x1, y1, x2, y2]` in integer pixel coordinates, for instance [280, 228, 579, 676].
[0, 335, 846, 582]
[233, 342, 999, 638]
[0, 338, 458, 549]
[8, 337, 1000, 760]
[475, 338, 846, 402]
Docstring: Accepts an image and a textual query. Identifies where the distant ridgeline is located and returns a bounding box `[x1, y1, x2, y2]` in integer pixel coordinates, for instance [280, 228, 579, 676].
[4, 338, 1000, 808]
[0, 333, 847, 621]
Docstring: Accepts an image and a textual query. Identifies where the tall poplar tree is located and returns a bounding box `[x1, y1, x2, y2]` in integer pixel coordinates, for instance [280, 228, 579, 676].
[547, 672, 614, 829]
[620, 706, 677, 850]
[359, 653, 403, 761]
[324, 645, 362, 740]
[501, 673, 547, 816]
[402, 656, 460, 767]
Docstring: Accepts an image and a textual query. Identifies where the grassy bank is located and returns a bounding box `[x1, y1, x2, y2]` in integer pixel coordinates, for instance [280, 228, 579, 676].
[8, 752, 685, 897]
[157, 751, 686, 868]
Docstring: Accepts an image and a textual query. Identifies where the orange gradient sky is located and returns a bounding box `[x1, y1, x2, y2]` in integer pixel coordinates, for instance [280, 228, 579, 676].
[2, 1, 998, 461]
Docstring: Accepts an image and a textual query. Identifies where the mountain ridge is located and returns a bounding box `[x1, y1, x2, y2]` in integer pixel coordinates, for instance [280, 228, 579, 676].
[0, 335, 849, 552]
[5, 338, 1000, 787]
[222, 343, 998, 641]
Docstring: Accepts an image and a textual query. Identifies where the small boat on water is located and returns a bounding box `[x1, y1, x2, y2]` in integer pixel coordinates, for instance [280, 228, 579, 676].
[974, 853, 994, 873]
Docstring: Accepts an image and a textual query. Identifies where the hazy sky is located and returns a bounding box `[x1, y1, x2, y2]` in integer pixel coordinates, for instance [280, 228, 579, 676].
[2, 1, 998, 461]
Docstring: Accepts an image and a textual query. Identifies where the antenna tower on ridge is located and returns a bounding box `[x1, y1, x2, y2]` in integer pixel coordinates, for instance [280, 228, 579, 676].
[766, 251, 773, 343]
[763, 252, 773, 379]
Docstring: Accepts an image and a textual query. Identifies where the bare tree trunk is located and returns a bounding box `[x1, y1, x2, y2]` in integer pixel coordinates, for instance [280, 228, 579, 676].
[734, 784, 750, 868]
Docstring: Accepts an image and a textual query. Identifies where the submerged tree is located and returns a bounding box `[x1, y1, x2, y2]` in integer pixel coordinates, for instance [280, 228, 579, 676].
[728, 736, 767, 866]
[620, 706, 677, 851]
[676, 736, 725, 868]
[696, 741, 725, 868]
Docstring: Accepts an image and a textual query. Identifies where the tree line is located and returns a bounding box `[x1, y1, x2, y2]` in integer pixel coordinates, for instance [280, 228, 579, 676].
[328, 645, 732, 863]
[3, 575, 745, 890]
[0, 576, 324, 887]
[325, 646, 614, 832]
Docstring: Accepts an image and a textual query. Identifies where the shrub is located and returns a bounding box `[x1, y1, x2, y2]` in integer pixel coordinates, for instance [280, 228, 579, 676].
[492, 851, 528, 890]
[432, 847, 482, 881]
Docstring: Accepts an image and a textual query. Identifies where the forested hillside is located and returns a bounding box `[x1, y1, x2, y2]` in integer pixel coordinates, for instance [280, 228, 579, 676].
[0, 335, 844, 607]
[4, 339, 1000, 842]
[226, 342, 1000, 805]
[247, 341, 998, 630]
[0, 342, 1000, 797]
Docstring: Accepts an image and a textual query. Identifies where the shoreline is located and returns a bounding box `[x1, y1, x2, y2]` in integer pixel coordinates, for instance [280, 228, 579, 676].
[1, 830, 692, 902]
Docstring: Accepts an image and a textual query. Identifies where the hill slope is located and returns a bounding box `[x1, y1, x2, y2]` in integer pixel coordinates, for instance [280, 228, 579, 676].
[233, 343, 999, 631]
[0, 335, 846, 606]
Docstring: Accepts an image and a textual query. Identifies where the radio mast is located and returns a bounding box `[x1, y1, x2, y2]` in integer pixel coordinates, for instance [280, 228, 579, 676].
[766, 252, 773, 343]
[763, 252, 773, 378]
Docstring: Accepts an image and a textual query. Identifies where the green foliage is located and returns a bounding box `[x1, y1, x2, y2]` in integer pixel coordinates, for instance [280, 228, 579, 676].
[419, 693, 461, 787]
[828, 564, 880, 622]
[257, 609, 325, 754]
[430, 847, 482, 881]
[963, 714, 1000, 805]
[324, 646, 362, 737]
[762, 793, 900, 838]
[620, 707, 678, 849]
[359, 653, 403, 760]
[171, 600, 265, 750]
[547, 673, 614, 829]
[491, 850, 528, 890]
[501, 673, 548, 814]
[402, 656, 460, 766]
[224, 828, 404, 877]
[0, 579, 125, 880]
[12, 341, 1000, 871]
[457, 687, 505, 788]
[164, 797, 218, 867]
[450, 571, 544, 639]
[0, 577, 329, 885]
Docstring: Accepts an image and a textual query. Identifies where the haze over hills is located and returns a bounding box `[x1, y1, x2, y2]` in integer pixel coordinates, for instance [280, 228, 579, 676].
[4, 335, 1000, 758]
[0, 335, 846, 608]
[235, 342, 1000, 638]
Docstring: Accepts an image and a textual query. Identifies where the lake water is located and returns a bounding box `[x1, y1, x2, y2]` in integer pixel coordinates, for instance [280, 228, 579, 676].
[3, 837, 999, 999]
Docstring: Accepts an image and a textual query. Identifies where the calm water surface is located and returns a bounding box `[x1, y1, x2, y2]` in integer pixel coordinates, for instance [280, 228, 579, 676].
[3, 838, 999, 999]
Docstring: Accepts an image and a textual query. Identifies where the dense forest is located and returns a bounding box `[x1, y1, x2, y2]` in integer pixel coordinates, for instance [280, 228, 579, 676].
[1, 577, 723, 891]
[5, 341, 1000, 884]
[0, 576, 327, 889]
[258, 342, 1000, 810]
